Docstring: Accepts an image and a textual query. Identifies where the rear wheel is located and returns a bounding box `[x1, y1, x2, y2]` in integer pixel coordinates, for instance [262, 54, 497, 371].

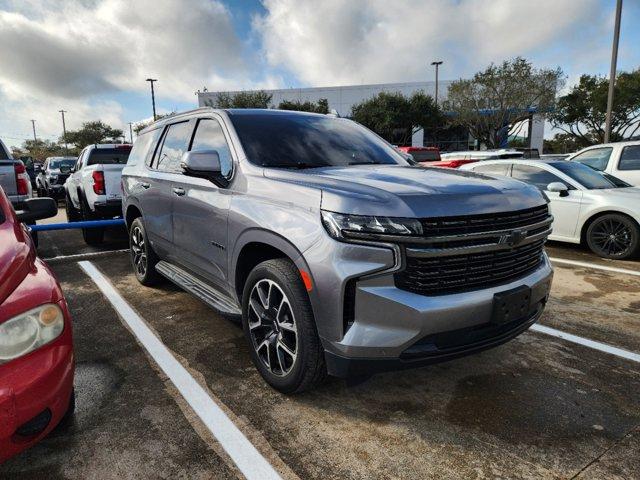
[129, 217, 162, 286]
[242, 259, 326, 394]
[80, 199, 104, 246]
[586, 213, 640, 260]
[65, 193, 81, 222]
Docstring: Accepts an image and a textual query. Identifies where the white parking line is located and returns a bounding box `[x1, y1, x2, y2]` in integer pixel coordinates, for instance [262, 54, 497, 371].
[530, 324, 640, 363]
[44, 249, 129, 263]
[549, 257, 640, 277]
[78, 261, 282, 480]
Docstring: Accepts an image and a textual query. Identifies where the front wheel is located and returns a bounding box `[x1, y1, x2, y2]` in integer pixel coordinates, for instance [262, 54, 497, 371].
[242, 259, 326, 394]
[586, 213, 640, 260]
[129, 218, 162, 286]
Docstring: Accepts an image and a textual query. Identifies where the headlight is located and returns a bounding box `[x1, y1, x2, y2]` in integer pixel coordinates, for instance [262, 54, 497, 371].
[0, 304, 65, 363]
[321, 210, 423, 241]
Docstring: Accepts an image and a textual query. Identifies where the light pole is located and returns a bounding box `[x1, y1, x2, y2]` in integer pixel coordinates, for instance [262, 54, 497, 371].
[604, 0, 623, 144]
[128, 122, 134, 143]
[431, 61, 443, 105]
[146, 78, 158, 121]
[59, 110, 68, 154]
[30, 119, 37, 141]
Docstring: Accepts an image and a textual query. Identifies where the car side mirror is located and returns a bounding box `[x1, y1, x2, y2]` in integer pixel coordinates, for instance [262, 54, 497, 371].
[15, 198, 58, 223]
[180, 150, 228, 187]
[547, 182, 569, 197]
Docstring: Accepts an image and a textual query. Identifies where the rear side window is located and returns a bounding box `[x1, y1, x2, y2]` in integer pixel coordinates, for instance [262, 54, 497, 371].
[619, 145, 640, 171]
[572, 147, 612, 171]
[472, 163, 511, 176]
[190, 119, 233, 178]
[156, 122, 193, 172]
[0, 143, 8, 160]
[87, 147, 132, 166]
[127, 129, 162, 167]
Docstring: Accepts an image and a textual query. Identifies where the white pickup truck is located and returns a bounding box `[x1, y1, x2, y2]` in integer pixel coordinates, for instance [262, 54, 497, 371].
[569, 140, 640, 186]
[0, 138, 32, 208]
[64, 143, 132, 245]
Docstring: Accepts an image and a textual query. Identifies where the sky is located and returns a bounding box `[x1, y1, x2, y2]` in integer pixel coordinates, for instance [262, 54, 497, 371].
[0, 0, 639, 149]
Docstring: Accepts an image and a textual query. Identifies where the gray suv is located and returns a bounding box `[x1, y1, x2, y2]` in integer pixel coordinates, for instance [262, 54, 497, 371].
[122, 108, 554, 393]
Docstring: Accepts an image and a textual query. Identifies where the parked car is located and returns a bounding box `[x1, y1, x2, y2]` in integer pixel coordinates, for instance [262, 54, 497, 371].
[0, 138, 32, 209]
[36, 156, 76, 199]
[122, 108, 553, 393]
[421, 149, 525, 168]
[397, 146, 440, 163]
[0, 187, 75, 463]
[64, 144, 131, 245]
[461, 159, 640, 259]
[569, 140, 640, 186]
[540, 154, 570, 161]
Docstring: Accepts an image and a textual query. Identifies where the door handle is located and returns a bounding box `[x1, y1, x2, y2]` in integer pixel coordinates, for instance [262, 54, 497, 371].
[140, 182, 150, 189]
[172, 187, 186, 196]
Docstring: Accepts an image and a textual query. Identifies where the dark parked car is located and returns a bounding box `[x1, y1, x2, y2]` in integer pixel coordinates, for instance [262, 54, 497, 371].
[36, 156, 76, 199]
[122, 108, 553, 393]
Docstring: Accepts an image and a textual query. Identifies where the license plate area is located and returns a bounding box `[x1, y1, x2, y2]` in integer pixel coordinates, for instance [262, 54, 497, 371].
[491, 285, 531, 325]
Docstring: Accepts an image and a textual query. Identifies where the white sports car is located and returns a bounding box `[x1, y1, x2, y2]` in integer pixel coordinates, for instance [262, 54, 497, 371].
[460, 159, 640, 260]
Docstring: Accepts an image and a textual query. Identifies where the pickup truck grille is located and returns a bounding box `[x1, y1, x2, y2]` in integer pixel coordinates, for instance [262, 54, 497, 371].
[53, 173, 69, 185]
[395, 205, 551, 296]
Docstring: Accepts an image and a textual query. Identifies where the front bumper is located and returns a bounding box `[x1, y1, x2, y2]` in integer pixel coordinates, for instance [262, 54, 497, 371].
[322, 254, 553, 378]
[0, 325, 74, 463]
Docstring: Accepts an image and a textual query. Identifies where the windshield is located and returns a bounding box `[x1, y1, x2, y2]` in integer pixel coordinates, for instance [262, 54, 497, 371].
[50, 158, 76, 169]
[552, 161, 631, 189]
[229, 113, 406, 168]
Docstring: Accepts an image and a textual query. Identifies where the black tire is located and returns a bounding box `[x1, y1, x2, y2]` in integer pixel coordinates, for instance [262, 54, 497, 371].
[65, 193, 81, 222]
[80, 198, 104, 246]
[242, 259, 326, 394]
[129, 217, 162, 286]
[586, 213, 640, 260]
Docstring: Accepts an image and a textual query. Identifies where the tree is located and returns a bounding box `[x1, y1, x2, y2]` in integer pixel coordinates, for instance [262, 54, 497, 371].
[550, 70, 640, 144]
[543, 133, 589, 154]
[63, 121, 124, 149]
[133, 112, 176, 135]
[278, 98, 329, 114]
[204, 91, 273, 109]
[444, 57, 562, 148]
[351, 91, 443, 145]
[16, 139, 70, 162]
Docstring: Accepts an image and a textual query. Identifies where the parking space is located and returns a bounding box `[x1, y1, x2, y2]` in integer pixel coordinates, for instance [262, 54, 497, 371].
[2, 223, 640, 479]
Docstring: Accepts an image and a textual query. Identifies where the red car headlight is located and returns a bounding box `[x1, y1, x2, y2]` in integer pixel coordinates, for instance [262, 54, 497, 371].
[0, 304, 64, 363]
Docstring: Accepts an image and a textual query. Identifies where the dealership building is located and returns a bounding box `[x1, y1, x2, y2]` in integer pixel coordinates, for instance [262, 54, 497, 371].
[197, 80, 545, 152]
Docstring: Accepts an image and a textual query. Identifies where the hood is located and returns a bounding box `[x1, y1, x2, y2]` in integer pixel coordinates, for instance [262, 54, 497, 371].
[264, 165, 546, 217]
[0, 220, 33, 308]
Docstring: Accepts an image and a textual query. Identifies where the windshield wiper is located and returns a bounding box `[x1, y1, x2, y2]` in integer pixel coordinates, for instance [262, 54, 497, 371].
[348, 160, 380, 165]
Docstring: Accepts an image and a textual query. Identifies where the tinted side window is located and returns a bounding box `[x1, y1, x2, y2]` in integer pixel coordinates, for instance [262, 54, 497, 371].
[156, 122, 192, 173]
[619, 145, 640, 171]
[190, 119, 233, 178]
[0, 143, 8, 160]
[572, 147, 612, 171]
[472, 163, 510, 176]
[127, 128, 162, 167]
[511, 165, 567, 191]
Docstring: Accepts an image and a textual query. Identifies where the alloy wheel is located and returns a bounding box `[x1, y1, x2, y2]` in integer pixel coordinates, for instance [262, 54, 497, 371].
[248, 279, 298, 377]
[131, 226, 147, 277]
[590, 218, 633, 256]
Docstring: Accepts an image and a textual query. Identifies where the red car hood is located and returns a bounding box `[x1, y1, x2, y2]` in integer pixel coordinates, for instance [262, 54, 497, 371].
[0, 217, 33, 309]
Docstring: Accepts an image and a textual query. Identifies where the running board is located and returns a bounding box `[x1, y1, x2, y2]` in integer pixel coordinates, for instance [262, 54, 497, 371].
[155, 261, 242, 316]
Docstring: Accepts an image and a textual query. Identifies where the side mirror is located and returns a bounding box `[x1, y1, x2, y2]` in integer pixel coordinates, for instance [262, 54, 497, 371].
[15, 198, 58, 223]
[180, 150, 228, 187]
[547, 182, 569, 197]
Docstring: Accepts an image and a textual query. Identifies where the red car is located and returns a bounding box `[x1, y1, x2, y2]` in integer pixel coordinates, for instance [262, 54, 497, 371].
[0, 187, 74, 463]
[397, 146, 441, 163]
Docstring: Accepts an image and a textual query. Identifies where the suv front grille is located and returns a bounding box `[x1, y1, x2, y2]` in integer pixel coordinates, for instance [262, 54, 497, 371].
[395, 205, 551, 296]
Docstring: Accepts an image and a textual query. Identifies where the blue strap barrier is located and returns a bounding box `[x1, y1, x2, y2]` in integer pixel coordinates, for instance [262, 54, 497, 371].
[30, 219, 126, 232]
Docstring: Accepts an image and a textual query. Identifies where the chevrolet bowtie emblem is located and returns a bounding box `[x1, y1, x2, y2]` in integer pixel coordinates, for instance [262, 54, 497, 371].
[499, 229, 527, 247]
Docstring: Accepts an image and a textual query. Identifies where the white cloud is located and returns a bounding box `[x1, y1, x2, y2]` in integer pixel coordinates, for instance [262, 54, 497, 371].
[255, 0, 601, 87]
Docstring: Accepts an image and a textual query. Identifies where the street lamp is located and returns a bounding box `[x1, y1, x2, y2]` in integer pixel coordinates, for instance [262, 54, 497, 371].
[431, 61, 443, 105]
[59, 110, 68, 154]
[30, 119, 37, 141]
[146, 78, 158, 121]
[128, 122, 134, 144]
[604, 0, 623, 144]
